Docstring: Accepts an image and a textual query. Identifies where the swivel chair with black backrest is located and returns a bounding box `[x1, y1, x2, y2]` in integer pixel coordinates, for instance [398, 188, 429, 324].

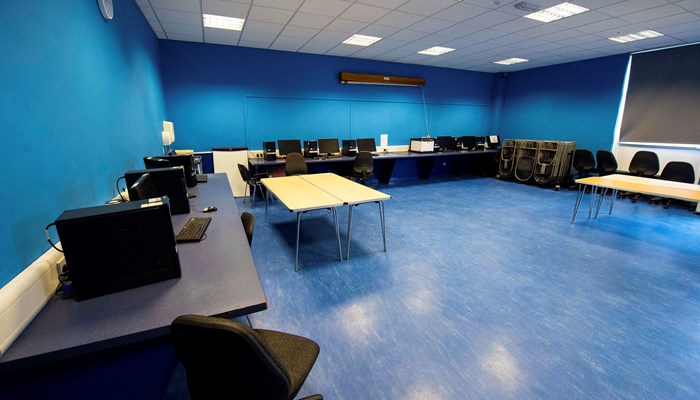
[353, 151, 374, 184]
[595, 150, 618, 176]
[618, 150, 660, 202]
[569, 149, 596, 190]
[238, 163, 267, 206]
[285, 152, 308, 176]
[241, 211, 255, 246]
[648, 161, 696, 208]
[170, 314, 323, 400]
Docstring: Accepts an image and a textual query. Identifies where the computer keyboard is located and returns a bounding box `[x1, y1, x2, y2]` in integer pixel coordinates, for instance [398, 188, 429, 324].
[176, 217, 211, 242]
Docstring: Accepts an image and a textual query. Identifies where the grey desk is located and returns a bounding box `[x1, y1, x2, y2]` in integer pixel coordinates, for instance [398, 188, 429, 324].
[249, 149, 498, 182]
[0, 174, 268, 372]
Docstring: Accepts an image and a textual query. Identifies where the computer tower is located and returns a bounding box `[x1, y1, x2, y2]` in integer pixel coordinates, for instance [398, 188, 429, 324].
[304, 140, 318, 158]
[54, 198, 181, 301]
[475, 136, 486, 149]
[342, 139, 357, 156]
[262, 141, 277, 161]
[124, 167, 190, 215]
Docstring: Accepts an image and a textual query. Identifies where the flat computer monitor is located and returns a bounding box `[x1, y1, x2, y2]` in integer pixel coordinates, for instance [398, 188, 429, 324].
[144, 155, 197, 187]
[318, 138, 340, 156]
[437, 136, 457, 151]
[356, 138, 377, 153]
[129, 173, 160, 201]
[461, 136, 477, 150]
[277, 139, 302, 157]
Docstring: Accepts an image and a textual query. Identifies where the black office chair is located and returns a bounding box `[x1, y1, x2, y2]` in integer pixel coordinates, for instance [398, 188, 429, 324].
[238, 163, 267, 206]
[170, 314, 323, 400]
[353, 151, 374, 184]
[619, 150, 660, 202]
[648, 161, 696, 208]
[595, 150, 618, 176]
[241, 211, 255, 246]
[569, 149, 596, 190]
[285, 152, 307, 176]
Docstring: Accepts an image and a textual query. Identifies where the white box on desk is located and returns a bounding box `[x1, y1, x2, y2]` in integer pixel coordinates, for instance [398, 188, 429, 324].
[410, 138, 435, 153]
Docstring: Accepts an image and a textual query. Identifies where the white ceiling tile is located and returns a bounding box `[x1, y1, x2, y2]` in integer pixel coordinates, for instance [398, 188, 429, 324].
[162, 22, 203, 35]
[463, 10, 519, 28]
[619, 4, 687, 24]
[325, 18, 370, 34]
[244, 21, 285, 35]
[272, 36, 309, 48]
[646, 12, 700, 30]
[556, 33, 605, 46]
[369, 38, 410, 49]
[248, 6, 295, 24]
[340, 3, 392, 23]
[598, 0, 669, 17]
[299, 47, 331, 55]
[550, 10, 613, 29]
[358, 24, 402, 37]
[350, 46, 391, 58]
[374, 10, 425, 28]
[239, 41, 273, 49]
[269, 42, 305, 52]
[254, 0, 304, 11]
[431, 2, 490, 23]
[289, 12, 334, 29]
[168, 33, 204, 42]
[574, 17, 631, 34]
[511, 23, 568, 39]
[325, 44, 363, 56]
[676, 0, 700, 11]
[298, 0, 353, 18]
[240, 31, 277, 43]
[386, 29, 428, 42]
[148, 19, 165, 33]
[280, 25, 320, 39]
[441, 36, 479, 48]
[357, 0, 410, 8]
[407, 17, 455, 34]
[204, 36, 238, 46]
[464, 28, 508, 42]
[150, 0, 200, 13]
[204, 27, 241, 41]
[154, 9, 201, 26]
[672, 28, 700, 40]
[397, 0, 459, 17]
[201, 0, 249, 18]
[139, 6, 158, 21]
[135, 0, 150, 6]
[436, 23, 484, 37]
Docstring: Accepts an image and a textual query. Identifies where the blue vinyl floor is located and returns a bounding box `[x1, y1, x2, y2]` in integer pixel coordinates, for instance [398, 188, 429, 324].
[168, 175, 700, 400]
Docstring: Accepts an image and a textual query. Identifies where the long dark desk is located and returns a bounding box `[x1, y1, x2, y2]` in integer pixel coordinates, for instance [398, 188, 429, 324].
[0, 174, 267, 372]
[249, 149, 498, 182]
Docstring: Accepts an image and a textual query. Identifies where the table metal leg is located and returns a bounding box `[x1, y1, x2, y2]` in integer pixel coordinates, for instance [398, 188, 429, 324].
[295, 212, 301, 272]
[346, 205, 354, 260]
[333, 208, 342, 261]
[588, 185, 595, 219]
[264, 188, 269, 223]
[379, 201, 387, 252]
[571, 184, 585, 224]
[609, 189, 617, 214]
[593, 187, 606, 219]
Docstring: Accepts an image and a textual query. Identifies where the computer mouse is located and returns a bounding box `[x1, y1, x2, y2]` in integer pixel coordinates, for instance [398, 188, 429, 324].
[203, 206, 217, 213]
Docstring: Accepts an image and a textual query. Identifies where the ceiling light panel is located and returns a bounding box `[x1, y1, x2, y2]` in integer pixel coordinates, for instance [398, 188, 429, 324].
[203, 14, 245, 31]
[342, 34, 382, 46]
[417, 46, 456, 56]
[524, 2, 589, 23]
[494, 57, 529, 65]
[609, 30, 663, 43]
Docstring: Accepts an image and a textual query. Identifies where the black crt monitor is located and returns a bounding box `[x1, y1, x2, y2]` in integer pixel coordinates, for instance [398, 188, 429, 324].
[125, 167, 190, 215]
[144, 157, 171, 169]
[356, 138, 377, 152]
[461, 136, 477, 150]
[145, 155, 197, 187]
[129, 173, 160, 201]
[487, 135, 501, 147]
[318, 138, 340, 156]
[277, 139, 302, 157]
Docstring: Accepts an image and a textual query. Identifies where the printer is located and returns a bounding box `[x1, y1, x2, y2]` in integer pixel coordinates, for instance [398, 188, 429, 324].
[410, 137, 435, 153]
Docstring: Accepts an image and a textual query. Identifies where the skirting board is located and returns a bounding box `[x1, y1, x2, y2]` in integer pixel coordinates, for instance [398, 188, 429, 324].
[0, 247, 63, 358]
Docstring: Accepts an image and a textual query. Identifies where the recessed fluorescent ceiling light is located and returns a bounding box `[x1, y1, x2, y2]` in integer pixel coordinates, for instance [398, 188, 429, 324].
[203, 14, 245, 31]
[524, 2, 588, 23]
[609, 30, 664, 43]
[343, 34, 382, 46]
[417, 46, 456, 56]
[494, 57, 529, 65]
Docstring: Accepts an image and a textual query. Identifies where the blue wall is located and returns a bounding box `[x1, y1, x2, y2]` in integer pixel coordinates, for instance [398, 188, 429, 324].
[158, 41, 494, 150]
[0, 1, 166, 286]
[498, 55, 629, 152]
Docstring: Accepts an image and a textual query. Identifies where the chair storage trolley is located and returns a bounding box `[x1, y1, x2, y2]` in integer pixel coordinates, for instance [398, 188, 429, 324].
[498, 139, 576, 186]
[514, 140, 538, 182]
[498, 139, 517, 179]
